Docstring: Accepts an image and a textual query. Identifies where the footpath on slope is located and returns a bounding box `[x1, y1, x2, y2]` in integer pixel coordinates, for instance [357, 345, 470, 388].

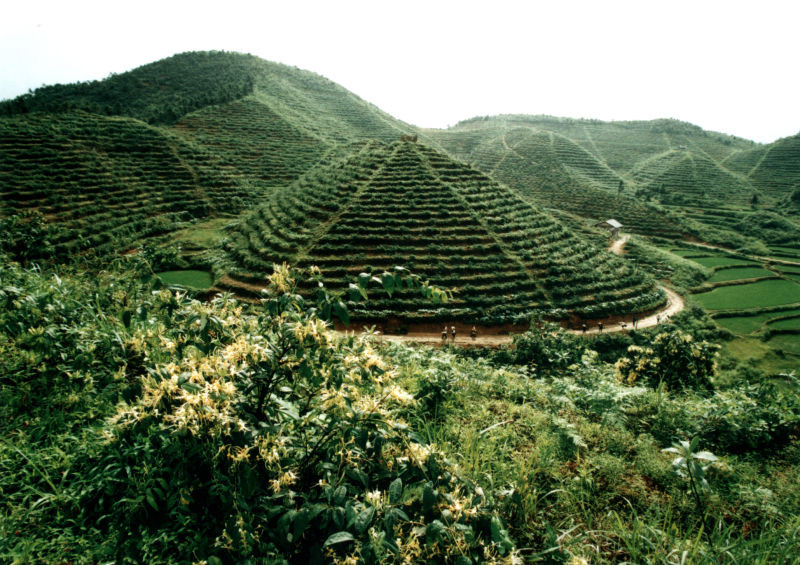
[338, 233, 685, 347]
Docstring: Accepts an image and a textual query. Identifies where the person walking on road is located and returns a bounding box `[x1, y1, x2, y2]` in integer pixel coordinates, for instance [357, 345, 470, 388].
[441, 326, 447, 343]
[451, 326, 456, 342]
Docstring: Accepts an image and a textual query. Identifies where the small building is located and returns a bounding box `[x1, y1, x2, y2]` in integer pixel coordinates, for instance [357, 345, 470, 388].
[596, 219, 623, 239]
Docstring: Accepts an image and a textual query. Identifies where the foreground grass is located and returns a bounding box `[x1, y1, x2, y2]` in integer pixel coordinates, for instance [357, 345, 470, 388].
[388, 341, 800, 563]
[2, 258, 800, 563]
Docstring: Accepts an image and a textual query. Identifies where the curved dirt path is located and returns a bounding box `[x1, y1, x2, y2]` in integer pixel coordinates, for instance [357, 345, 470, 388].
[357, 286, 684, 347]
[609, 234, 630, 256]
[340, 233, 685, 347]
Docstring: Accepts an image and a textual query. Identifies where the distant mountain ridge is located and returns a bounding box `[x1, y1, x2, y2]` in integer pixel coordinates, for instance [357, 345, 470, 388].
[2, 50, 798, 262]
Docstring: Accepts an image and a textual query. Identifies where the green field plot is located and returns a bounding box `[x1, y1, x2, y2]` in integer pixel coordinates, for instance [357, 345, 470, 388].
[767, 333, 800, 356]
[769, 245, 800, 258]
[171, 217, 235, 249]
[157, 270, 213, 289]
[768, 316, 800, 330]
[693, 279, 800, 310]
[668, 248, 706, 257]
[715, 308, 800, 335]
[689, 255, 758, 268]
[707, 267, 775, 283]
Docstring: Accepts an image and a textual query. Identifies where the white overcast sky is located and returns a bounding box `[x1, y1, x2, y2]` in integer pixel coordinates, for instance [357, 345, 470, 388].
[1, 0, 798, 143]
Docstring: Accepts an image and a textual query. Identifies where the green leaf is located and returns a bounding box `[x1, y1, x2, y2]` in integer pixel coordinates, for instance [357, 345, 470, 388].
[347, 283, 367, 302]
[358, 272, 371, 289]
[323, 531, 355, 547]
[145, 490, 158, 511]
[422, 483, 437, 515]
[425, 520, 445, 544]
[206, 557, 223, 565]
[354, 507, 375, 534]
[333, 485, 347, 506]
[380, 272, 396, 297]
[333, 301, 349, 326]
[388, 477, 403, 504]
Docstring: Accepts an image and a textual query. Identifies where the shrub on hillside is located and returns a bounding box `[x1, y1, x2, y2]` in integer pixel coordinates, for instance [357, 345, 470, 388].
[0, 211, 53, 264]
[71, 266, 511, 562]
[511, 318, 586, 373]
[616, 330, 719, 391]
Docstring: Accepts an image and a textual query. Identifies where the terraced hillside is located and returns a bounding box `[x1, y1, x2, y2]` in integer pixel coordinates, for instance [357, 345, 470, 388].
[172, 97, 329, 191]
[629, 149, 756, 206]
[431, 125, 686, 238]
[429, 115, 800, 247]
[0, 112, 258, 261]
[745, 134, 800, 201]
[219, 140, 665, 323]
[1, 52, 420, 262]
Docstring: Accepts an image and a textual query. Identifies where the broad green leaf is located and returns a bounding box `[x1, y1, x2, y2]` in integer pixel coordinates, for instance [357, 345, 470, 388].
[348, 283, 363, 303]
[380, 272, 396, 297]
[388, 477, 403, 504]
[333, 485, 347, 506]
[145, 490, 158, 511]
[354, 507, 375, 534]
[422, 483, 437, 515]
[333, 301, 349, 326]
[323, 531, 355, 547]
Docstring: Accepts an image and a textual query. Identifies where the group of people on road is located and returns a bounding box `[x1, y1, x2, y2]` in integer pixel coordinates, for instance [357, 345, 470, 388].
[441, 325, 478, 343]
[579, 313, 670, 334]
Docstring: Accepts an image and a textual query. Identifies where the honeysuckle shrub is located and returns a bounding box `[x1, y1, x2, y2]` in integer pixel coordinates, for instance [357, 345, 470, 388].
[616, 330, 719, 391]
[67, 264, 515, 563]
[510, 319, 586, 373]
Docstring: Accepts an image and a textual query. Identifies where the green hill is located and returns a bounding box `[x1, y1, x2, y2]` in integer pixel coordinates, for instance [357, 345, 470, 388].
[0, 111, 257, 261]
[2, 50, 796, 261]
[219, 140, 665, 323]
[1, 51, 415, 141]
[1, 52, 420, 261]
[430, 115, 800, 247]
[629, 149, 758, 206]
[746, 134, 800, 201]
[430, 123, 686, 238]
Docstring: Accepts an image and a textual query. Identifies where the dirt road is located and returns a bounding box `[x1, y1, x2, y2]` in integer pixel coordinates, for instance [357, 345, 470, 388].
[337, 233, 685, 347]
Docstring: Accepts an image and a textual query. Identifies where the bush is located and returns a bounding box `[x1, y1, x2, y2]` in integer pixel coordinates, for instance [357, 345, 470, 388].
[510, 318, 586, 373]
[616, 330, 719, 391]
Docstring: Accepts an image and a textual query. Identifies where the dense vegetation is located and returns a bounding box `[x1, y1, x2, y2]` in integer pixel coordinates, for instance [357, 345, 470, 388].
[218, 140, 664, 323]
[3, 259, 800, 563]
[430, 115, 800, 250]
[2, 51, 800, 563]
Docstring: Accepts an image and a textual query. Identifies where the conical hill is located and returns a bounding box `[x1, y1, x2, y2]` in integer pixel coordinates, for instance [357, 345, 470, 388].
[221, 141, 665, 323]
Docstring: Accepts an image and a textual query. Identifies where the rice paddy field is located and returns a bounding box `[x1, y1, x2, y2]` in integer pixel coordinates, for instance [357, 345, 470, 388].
[689, 256, 759, 268]
[694, 278, 800, 310]
[715, 308, 800, 335]
[706, 266, 775, 283]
